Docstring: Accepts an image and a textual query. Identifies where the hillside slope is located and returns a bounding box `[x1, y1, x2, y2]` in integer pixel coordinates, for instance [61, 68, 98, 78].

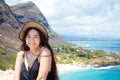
[0, 0, 69, 53]
[11, 1, 69, 46]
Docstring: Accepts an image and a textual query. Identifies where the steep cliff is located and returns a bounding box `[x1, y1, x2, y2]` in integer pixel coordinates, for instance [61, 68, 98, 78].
[0, 0, 19, 29]
[0, 0, 20, 53]
[0, 0, 69, 53]
[11, 1, 69, 45]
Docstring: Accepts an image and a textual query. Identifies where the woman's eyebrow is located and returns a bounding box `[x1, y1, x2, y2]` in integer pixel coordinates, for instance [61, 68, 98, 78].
[34, 35, 39, 36]
[26, 34, 38, 36]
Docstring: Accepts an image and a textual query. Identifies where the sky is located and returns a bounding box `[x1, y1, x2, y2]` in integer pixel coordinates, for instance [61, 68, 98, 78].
[4, 0, 120, 40]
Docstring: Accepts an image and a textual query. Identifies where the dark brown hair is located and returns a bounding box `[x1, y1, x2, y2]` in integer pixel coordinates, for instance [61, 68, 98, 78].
[20, 27, 59, 80]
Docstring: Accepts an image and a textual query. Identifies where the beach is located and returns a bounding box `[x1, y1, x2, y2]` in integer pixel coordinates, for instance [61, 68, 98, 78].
[0, 64, 92, 80]
[1, 64, 119, 80]
[57, 64, 93, 73]
[0, 69, 14, 80]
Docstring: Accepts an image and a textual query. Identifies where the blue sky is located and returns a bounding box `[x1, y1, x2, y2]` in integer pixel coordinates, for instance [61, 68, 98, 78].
[5, 0, 120, 39]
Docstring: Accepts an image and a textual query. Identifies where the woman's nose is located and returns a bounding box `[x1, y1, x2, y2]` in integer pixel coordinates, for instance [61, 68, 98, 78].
[29, 37, 35, 42]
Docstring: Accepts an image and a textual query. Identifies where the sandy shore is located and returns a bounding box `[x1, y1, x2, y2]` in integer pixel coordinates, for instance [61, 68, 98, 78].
[0, 64, 93, 80]
[0, 69, 14, 80]
[57, 64, 93, 73]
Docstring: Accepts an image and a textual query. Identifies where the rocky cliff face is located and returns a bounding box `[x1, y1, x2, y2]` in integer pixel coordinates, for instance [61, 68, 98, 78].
[0, 0, 19, 29]
[11, 1, 48, 27]
[0, 0, 20, 53]
[10, 1, 68, 45]
[0, 0, 69, 53]
[11, 1, 56, 38]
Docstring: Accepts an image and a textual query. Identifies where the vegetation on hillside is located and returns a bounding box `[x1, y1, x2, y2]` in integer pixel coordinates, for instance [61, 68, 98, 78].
[52, 45, 120, 67]
[0, 49, 16, 70]
[0, 44, 120, 70]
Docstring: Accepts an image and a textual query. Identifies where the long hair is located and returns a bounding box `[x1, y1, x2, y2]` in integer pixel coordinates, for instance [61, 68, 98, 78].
[20, 27, 59, 80]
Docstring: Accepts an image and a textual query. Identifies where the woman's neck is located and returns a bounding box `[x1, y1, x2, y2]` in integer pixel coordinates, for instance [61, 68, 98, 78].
[30, 47, 40, 55]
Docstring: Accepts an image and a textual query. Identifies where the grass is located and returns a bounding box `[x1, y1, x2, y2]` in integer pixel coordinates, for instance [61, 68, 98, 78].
[54, 45, 120, 66]
[56, 53, 89, 64]
[0, 44, 120, 70]
[0, 49, 16, 70]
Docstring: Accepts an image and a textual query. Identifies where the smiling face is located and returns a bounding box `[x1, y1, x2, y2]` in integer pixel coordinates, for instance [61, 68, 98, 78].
[25, 29, 40, 50]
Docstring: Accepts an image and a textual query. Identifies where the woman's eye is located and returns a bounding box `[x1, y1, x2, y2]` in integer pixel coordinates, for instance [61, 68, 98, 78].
[34, 36, 38, 38]
[26, 35, 30, 38]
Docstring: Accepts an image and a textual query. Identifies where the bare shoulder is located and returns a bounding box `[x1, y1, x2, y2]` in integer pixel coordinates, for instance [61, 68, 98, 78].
[17, 51, 24, 58]
[40, 47, 51, 56]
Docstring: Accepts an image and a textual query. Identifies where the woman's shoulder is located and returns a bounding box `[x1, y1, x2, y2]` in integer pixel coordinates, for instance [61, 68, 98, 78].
[17, 51, 25, 57]
[40, 46, 51, 56]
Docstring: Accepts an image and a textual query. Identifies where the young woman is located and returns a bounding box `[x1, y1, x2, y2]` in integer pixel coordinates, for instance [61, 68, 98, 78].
[14, 21, 59, 80]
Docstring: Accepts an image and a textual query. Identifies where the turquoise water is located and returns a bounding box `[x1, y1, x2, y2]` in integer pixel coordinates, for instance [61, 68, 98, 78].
[60, 41, 120, 80]
[59, 66, 120, 80]
[69, 41, 120, 52]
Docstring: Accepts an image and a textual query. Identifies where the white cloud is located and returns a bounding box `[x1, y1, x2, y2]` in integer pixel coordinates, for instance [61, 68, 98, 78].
[29, 0, 57, 18]
[64, 15, 108, 24]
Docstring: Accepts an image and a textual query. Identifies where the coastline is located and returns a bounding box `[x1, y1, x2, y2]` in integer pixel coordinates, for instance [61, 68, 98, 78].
[0, 64, 119, 80]
[57, 64, 120, 74]
[57, 64, 93, 74]
[0, 64, 92, 80]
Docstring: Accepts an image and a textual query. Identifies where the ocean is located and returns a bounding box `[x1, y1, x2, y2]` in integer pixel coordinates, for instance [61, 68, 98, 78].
[69, 41, 120, 52]
[58, 41, 120, 80]
[59, 65, 120, 80]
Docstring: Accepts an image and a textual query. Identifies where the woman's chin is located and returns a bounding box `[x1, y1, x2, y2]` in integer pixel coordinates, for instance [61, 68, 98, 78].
[29, 46, 36, 50]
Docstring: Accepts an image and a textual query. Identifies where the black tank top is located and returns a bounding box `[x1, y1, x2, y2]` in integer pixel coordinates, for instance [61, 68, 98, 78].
[20, 51, 51, 80]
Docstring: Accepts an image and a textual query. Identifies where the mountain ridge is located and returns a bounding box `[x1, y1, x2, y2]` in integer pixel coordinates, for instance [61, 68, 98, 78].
[0, 0, 69, 53]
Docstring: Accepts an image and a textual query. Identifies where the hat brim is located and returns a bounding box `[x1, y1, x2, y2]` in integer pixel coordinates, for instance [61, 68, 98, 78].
[19, 21, 48, 40]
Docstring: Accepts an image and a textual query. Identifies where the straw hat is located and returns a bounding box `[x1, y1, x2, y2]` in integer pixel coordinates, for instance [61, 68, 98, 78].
[19, 21, 48, 40]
